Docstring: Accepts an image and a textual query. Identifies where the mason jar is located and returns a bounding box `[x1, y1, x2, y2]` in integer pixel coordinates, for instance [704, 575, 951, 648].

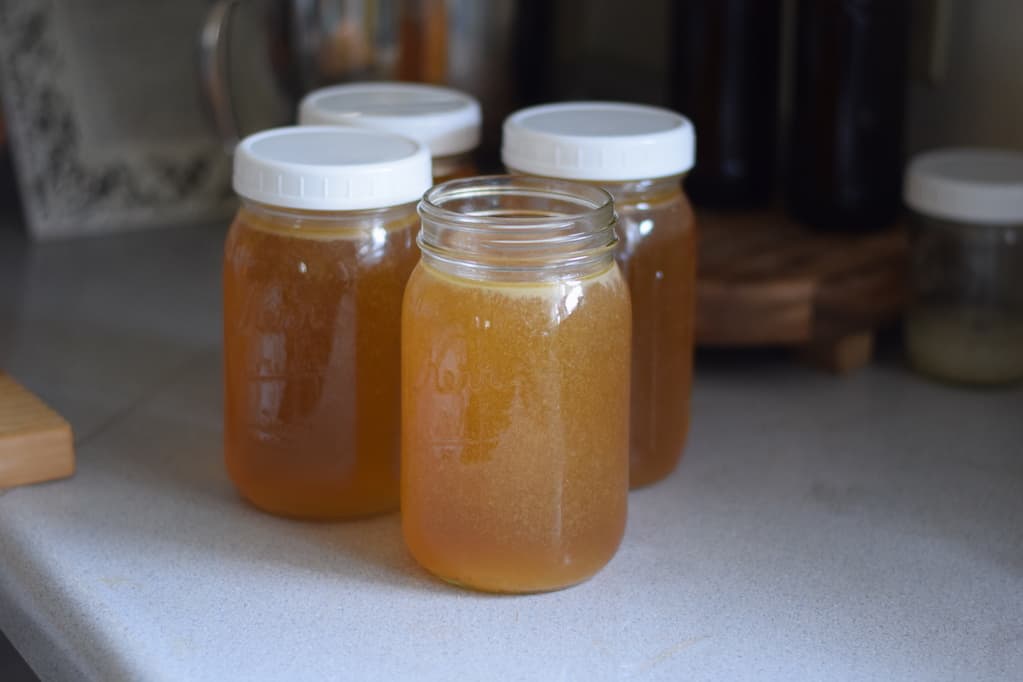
[401, 176, 631, 593]
[903, 148, 1023, 385]
[503, 102, 697, 488]
[299, 82, 481, 182]
[223, 126, 431, 519]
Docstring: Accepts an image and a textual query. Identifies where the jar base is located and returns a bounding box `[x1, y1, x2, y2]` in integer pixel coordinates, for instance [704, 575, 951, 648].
[629, 441, 687, 489]
[405, 533, 620, 594]
[428, 567, 600, 595]
[629, 459, 681, 489]
[907, 359, 1023, 388]
[905, 307, 1023, 386]
[234, 488, 398, 522]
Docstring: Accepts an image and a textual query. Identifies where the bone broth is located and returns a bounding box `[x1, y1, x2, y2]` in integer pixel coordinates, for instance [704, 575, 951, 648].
[401, 177, 630, 592]
[223, 126, 431, 519]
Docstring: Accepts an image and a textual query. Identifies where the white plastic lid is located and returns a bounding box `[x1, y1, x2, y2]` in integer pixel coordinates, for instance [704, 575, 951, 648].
[298, 82, 482, 157]
[502, 102, 696, 182]
[233, 126, 432, 211]
[904, 148, 1023, 225]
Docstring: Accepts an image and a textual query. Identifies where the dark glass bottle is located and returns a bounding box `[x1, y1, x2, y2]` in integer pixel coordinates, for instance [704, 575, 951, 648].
[671, 0, 782, 209]
[787, 0, 910, 231]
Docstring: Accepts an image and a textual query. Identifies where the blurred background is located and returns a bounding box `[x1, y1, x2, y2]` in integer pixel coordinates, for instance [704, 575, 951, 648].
[0, 1, 1021, 677]
[0, 0, 1020, 239]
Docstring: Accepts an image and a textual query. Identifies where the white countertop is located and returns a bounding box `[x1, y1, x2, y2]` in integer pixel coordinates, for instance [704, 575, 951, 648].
[1, 224, 1021, 681]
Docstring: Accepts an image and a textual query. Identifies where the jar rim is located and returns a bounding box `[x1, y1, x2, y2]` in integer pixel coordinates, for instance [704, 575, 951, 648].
[417, 175, 618, 280]
[420, 175, 614, 228]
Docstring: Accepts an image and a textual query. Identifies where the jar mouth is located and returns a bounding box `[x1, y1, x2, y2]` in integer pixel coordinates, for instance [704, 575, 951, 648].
[421, 174, 614, 225]
[418, 175, 618, 278]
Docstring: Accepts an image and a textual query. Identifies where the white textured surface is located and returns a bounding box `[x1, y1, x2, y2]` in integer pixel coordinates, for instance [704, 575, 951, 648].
[502, 102, 695, 181]
[1, 224, 1022, 681]
[233, 127, 432, 211]
[905, 148, 1023, 225]
[299, 82, 482, 156]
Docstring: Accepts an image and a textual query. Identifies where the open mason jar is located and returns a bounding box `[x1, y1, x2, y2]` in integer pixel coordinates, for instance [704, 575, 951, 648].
[401, 176, 631, 593]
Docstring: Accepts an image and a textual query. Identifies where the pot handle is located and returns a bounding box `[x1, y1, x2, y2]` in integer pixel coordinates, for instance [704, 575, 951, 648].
[198, 0, 241, 148]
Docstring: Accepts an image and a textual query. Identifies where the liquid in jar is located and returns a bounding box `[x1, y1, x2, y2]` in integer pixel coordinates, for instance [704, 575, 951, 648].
[223, 124, 431, 520]
[224, 205, 419, 519]
[402, 176, 630, 592]
[502, 102, 698, 488]
[613, 180, 697, 487]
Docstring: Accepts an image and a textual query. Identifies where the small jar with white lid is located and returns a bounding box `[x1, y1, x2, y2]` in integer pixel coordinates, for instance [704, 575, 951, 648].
[503, 102, 697, 488]
[298, 82, 481, 183]
[223, 126, 432, 519]
[903, 148, 1023, 385]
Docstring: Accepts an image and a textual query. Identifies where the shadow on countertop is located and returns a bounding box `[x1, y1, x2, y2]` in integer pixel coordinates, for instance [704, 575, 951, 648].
[0, 631, 38, 682]
[22, 347, 457, 599]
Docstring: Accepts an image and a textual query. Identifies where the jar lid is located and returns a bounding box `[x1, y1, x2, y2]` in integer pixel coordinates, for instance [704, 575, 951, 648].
[298, 82, 482, 157]
[502, 102, 696, 182]
[233, 126, 432, 211]
[904, 148, 1023, 225]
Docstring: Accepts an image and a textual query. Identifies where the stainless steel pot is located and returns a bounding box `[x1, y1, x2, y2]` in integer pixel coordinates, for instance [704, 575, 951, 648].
[198, 0, 543, 160]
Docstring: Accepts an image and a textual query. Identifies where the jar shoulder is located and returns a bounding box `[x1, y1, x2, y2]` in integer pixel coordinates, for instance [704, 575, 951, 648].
[405, 262, 630, 312]
[229, 204, 419, 240]
[616, 188, 693, 225]
[614, 190, 695, 254]
[226, 206, 418, 254]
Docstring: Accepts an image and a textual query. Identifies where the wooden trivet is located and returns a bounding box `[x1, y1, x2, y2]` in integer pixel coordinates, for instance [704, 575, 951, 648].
[695, 209, 909, 373]
[0, 372, 74, 490]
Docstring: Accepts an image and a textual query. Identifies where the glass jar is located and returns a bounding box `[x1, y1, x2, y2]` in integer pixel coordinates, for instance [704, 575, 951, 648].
[299, 82, 481, 182]
[671, 0, 782, 208]
[223, 126, 432, 519]
[402, 176, 631, 593]
[787, 0, 909, 232]
[903, 148, 1023, 385]
[502, 102, 697, 488]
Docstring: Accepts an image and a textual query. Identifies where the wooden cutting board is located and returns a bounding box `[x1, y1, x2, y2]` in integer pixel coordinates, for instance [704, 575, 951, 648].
[0, 372, 74, 490]
[695, 209, 910, 372]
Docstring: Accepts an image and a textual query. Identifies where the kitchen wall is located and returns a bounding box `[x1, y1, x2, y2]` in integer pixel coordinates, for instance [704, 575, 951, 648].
[550, 0, 670, 104]
[2, 0, 1018, 239]
[553, 0, 1023, 156]
[906, 0, 1023, 152]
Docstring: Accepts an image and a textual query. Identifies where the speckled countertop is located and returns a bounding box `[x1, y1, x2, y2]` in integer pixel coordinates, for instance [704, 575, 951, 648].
[0, 224, 1021, 681]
